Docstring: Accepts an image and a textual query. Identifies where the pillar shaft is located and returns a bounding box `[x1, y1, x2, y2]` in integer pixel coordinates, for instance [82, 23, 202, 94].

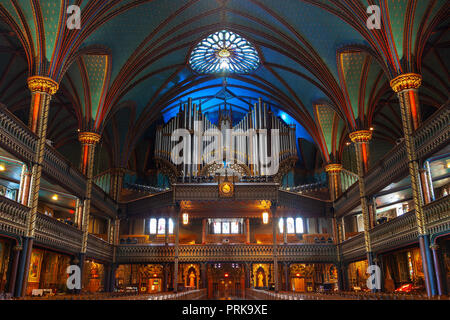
[390, 73, 437, 296]
[271, 202, 279, 292]
[173, 205, 180, 292]
[18, 76, 58, 296]
[349, 130, 373, 257]
[78, 132, 101, 254]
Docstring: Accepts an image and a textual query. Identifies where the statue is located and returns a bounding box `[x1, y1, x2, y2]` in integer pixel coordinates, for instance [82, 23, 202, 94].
[257, 272, 264, 287]
[189, 271, 196, 288]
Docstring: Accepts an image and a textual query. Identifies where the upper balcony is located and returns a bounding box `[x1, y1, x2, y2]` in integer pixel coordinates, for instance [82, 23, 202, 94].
[335, 104, 449, 217]
[0, 105, 116, 218]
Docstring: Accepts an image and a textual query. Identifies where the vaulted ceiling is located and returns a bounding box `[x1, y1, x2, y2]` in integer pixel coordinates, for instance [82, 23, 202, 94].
[0, 0, 448, 176]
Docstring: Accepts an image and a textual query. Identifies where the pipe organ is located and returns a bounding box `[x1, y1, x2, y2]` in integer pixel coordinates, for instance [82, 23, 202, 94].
[155, 98, 297, 182]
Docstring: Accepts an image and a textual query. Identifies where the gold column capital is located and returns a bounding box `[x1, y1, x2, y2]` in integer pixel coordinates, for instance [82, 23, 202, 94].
[78, 131, 101, 145]
[349, 130, 372, 143]
[27, 76, 59, 95]
[325, 163, 343, 173]
[390, 73, 422, 93]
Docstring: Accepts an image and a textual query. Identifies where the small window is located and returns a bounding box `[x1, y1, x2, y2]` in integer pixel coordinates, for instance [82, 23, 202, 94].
[213, 221, 221, 234]
[168, 218, 174, 234]
[149, 218, 157, 234]
[157, 218, 165, 234]
[278, 218, 284, 233]
[230, 221, 239, 234]
[295, 218, 304, 234]
[287, 218, 295, 234]
[222, 222, 230, 234]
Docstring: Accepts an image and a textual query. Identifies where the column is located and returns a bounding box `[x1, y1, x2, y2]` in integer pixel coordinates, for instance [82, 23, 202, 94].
[173, 204, 180, 293]
[18, 164, 31, 206]
[110, 168, 125, 201]
[19, 76, 59, 297]
[349, 130, 375, 271]
[201, 218, 207, 244]
[78, 132, 101, 282]
[325, 164, 343, 202]
[7, 245, 21, 296]
[430, 244, 445, 296]
[284, 262, 290, 291]
[201, 262, 207, 289]
[271, 202, 279, 292]
[163, 263, 169, 292]
[245, 218, 250, 244]
[283, 217, 287, 244]
[390, 73, 437, 296]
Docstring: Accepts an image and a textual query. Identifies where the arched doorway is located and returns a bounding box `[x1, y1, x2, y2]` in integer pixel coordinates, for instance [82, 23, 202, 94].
[207, 263, 244, 299]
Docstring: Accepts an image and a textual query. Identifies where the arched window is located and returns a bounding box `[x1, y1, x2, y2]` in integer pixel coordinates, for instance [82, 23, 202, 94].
[295, 218, 304, 234]
[278, 218, 284, 233]
[149, 218, 157, 234]
[286, 218, 295, 234]
[157, 218, 165, 234]
[168, 218, 174, 234]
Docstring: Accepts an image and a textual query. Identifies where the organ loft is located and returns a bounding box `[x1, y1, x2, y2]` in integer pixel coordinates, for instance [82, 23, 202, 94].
[0, 0, 448, 303]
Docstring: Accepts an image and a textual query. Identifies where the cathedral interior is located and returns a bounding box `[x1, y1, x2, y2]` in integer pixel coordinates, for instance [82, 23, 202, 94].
[0, 0, 448, 301]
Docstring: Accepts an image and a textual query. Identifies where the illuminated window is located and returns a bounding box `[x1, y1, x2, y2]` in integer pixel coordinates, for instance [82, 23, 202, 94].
[189, 30, 260, 74]
[157, 218, 165, 234]
[213, 221, 221, 234]
[231, 221, 239, 234]
[168, 218, 174, 234]
[295, 218, 304, 234]
[222, 222, 230, 234]
[278, 218, 284, 233]
[149, 218, 157, 234]
[287, 218, 295, 234]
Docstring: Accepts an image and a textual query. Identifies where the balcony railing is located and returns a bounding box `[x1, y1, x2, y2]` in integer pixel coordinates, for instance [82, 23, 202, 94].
[116, 243, 337, 264]
[34, 213, 83, 254]
[87, 234, 114, 261]
[0, 195, 28, 237]
[370, 210, 418, 252]
[424, 195, 450, 236]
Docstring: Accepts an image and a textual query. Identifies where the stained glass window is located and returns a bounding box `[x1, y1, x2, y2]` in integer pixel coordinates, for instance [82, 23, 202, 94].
[287, 218, 295, 234]
[278, 218, 284, 233]
[168, 218, 174, 234]
[230, 221, 239, 234]
[149, 218, 157, 234]
[213, 221, 221, 234]
[157, 218, 165, 234]
[295, 218, 304, 233]
[222, 222, 230, 234]
[189, 30, 260, 74]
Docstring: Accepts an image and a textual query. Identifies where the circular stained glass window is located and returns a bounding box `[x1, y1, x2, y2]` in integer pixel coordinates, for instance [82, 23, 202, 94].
[189, 30, 260, 74]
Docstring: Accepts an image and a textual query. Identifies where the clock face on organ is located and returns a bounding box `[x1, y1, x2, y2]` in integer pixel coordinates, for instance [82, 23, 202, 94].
[219, 182, 234, 197]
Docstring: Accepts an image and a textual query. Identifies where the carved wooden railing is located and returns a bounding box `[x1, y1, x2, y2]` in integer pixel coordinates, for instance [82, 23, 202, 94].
[424, 195, 450, 236]
[34, 213, 83, 254]
[0, 195, 28, 237]
[340, 233, 366, 261]
[370, 210, 418, 252]
[86, 234, 114, 261]
[116, 243, 336, 264]
[0, 104, 35, 163]
[335, 105, 449, 217]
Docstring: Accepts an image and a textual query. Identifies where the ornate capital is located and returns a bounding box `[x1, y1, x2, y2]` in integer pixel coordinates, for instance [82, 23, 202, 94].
[430, 244, 439, 250]
[325, 163, 343, 173]
[78, 132, 101, 145]
[27, 76, 59, 95]
[390, 73, 422, 93]
[349, 130, 372, 143]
